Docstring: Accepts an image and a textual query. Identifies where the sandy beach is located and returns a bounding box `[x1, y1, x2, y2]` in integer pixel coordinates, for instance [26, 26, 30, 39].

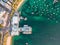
[6, 36, 12, 45]
[16, 0, 25, 10]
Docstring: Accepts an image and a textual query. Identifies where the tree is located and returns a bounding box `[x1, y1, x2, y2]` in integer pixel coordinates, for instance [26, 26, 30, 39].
[20, 0, 60, 24]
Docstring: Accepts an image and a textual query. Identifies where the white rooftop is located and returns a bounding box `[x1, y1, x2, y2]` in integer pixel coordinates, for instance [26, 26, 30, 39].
[21, 25, 32, 32]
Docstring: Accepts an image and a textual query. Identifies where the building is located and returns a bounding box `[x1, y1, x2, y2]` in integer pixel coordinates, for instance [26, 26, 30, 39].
[11, 11, 20, 36]
[0, 0, 12, 28]
[0, 0, 12, 11]
[0, 6, 10, 28]
[20, 25, 32, 34]
[11, 11, 32, 36]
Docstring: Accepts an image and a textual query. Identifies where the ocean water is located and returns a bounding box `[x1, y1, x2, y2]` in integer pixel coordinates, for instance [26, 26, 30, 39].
[12, 0, 60, 45]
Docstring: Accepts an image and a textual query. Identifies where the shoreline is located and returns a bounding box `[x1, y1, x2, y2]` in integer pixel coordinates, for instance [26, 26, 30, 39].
[6, 36, 12, 45]
[16, 0, 25, 10]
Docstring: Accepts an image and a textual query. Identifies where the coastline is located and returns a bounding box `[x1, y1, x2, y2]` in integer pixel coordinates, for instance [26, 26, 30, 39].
[16, 0, 25, 10]
[6, 36, 12, 45]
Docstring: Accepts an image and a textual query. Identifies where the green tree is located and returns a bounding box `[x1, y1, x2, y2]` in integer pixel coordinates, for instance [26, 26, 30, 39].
[19, 0, 60, 24]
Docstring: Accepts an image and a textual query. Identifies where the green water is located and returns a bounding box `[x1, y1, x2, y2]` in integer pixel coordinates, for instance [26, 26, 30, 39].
[13, 0, 60, 45]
